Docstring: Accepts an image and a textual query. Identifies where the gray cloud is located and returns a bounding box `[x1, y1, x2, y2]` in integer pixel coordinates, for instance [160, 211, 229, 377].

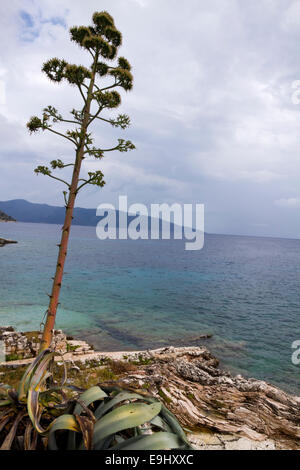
[1, 0, 300, 237]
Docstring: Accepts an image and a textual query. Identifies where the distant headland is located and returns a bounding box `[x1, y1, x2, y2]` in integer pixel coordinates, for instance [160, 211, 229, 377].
[0, 209, 16, 222]
[0, 199, 183, 234]
[0, 209, 17, 246]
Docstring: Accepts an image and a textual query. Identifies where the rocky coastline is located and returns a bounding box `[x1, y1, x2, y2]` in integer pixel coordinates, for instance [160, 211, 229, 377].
[0, 327, 299, 450]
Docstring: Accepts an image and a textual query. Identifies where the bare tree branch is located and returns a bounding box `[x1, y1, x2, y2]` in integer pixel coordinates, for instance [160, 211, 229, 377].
[45, 127, 78, 145]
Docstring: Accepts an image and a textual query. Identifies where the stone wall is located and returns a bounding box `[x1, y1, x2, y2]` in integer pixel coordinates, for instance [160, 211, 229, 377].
[0, 327, 67, 360]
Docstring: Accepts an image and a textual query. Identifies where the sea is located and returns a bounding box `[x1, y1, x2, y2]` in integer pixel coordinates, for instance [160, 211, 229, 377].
[0, 222, 299, 394]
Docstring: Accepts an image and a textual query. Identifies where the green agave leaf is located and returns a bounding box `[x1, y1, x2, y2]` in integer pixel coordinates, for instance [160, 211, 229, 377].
[93, 402, 161, 449]
[73, 385, 107, 415]
[30, 354, 55, 392]
[150, 414, 172, 432]
[0, 384, 11, 395]
[0, 399, 12, 407]
[88, 434, 113, 450]
[94, 391, 145, 419]
[111, 431, 182, 450]
[27, 352, 55, 434]
[0, 386, 14, 407]
[159, 404, 191, 446]
[27, 389, 43, 434]
[48, 414, 80, 450]
[68, 386, 107, 450]
[133, 396, 192, 448]
[18, 349, 52, 401]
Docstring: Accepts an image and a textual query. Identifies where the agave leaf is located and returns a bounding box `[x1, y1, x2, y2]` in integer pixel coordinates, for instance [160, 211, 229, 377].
[111, 431, 182, 450]
[0, 400, 12, 407]
[30, 428, 38, 450]
[159, 404, 191, 446]
[84, 434, 113, 450]
[0, 411, 26, 450]
[100, 385, 123, 394]
[67, 386, 107, 450]
[0, 414, 12, 434]
[30, 353, 55, 392]
[27, 352, 56, 434]
[18, 349, 51, 401]
[8, 388, 18, 403]
[0, 385, 15, 407]
[74, 414, 94, 450]
[0, 384, 11, 391]
[99, 435, 114, 449]
[24, 422, 33, 450]
[0, 408, 13, 420]
[27, 389, 42, 434]
[74, 386, 107, 415]
[94, 391, 145, 419]
[110, 434, 144, 449]
[48, 414, 80, 450]
[134, 396, 193, 448]
[0, 384, 11, 397]
[55, 353, 67, 388]
[93, 402, 161, 449]
[150, 415, 172, 432]
[64, 384, 86, 393]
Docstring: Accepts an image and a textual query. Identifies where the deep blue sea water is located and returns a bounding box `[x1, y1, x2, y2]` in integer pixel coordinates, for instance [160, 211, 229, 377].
[0, 222, 299, 394]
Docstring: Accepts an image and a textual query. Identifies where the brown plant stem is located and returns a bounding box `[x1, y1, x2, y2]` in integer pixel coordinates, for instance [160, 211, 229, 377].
[40, 54, 98, 352]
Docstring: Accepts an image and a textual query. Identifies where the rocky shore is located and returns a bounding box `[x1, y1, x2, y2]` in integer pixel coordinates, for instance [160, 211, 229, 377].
[0, 327, 299, 450]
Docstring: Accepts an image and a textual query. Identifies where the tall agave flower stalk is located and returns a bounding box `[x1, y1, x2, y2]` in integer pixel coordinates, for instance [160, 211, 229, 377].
[27, 12, 135, 351]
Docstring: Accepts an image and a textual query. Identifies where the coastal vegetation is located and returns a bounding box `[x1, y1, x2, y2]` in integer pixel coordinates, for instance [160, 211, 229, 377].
[1, 343, 299, 450]
[0, 348, 192, 450]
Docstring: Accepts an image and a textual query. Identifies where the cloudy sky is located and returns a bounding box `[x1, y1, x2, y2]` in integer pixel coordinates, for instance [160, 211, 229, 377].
[1, 0, 300, 238]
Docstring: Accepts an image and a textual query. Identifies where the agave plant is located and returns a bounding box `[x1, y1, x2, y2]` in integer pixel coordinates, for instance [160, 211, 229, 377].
[0, 349, 71, 450]
[48, 385, 193, 450]
[0, 350, 192, 450]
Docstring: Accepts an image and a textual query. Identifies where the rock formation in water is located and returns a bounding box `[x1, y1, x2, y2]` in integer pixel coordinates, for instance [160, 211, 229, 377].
[0, 238, 17, 247]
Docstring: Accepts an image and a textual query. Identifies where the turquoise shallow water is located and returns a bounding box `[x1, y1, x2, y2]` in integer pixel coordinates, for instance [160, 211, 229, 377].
[0, 222, 299, 394]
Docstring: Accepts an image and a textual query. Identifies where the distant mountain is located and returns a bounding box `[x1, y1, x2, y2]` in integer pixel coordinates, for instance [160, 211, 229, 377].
[0, 209, 16, 222]
[0, 199, 181, 232]
[0, 199, 99, 226]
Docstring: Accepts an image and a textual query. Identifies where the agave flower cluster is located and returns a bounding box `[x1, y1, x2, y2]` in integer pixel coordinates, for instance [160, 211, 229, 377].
[27, 11, 135, 193]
